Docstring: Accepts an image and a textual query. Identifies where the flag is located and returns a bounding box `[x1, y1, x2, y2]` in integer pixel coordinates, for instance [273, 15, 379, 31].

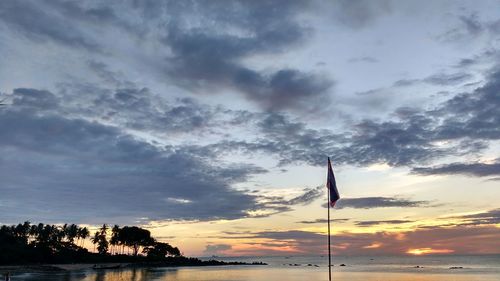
[327, 157, 340, 207]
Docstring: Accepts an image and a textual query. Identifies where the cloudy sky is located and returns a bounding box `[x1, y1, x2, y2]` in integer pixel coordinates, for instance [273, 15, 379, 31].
[0, 0, 499, 256]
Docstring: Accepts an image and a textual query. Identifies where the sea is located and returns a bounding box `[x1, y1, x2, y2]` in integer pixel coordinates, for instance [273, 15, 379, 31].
[9, 255, 500, 281]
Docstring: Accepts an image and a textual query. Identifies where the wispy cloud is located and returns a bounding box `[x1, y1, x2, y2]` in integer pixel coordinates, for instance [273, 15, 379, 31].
[413, 159, 500, 177]
[297, 218, 349, 224]
[355, 220, 414, 227]
[334, 197, 429, 209]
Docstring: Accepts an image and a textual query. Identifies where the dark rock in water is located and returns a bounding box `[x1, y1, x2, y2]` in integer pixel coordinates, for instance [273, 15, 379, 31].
[314, 265, 319, 267]
[339, 264, 346, 267]
[413, 265, 423, 268]
[449, 266, 463, 269]
[307, 264, 312, 266]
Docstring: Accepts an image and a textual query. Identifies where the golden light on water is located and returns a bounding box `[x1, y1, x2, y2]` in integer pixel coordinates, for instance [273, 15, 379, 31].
[406, 248, 454, 255]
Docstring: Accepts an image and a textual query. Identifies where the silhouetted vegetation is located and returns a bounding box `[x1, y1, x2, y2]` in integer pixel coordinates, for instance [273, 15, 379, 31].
[0, 221, 180, 265]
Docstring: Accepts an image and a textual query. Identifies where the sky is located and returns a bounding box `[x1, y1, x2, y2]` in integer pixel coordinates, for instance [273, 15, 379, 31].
[0, 0, 499, 257]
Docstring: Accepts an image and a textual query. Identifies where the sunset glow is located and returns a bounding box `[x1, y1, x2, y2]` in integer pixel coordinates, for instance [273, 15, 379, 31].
[407, 248, 455, 255]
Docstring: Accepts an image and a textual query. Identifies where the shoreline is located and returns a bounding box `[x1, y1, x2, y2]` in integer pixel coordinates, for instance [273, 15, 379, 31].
[0, 260, 267, 274]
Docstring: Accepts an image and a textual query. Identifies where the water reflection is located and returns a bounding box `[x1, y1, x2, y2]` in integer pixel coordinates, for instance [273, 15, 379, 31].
[11, 267, 500, 281]
[13, 268, 180, 281]
[86, 268, 180, 281]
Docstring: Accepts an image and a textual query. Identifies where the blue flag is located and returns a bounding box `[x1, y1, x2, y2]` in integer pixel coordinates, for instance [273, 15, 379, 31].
[327, 157, 340, 207]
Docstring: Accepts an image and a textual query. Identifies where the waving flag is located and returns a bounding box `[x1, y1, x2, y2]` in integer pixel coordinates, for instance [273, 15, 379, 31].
[327, 157, 340, 207]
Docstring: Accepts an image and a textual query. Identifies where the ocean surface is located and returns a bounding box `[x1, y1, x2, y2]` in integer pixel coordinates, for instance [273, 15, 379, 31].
[9, 255, 500, 281]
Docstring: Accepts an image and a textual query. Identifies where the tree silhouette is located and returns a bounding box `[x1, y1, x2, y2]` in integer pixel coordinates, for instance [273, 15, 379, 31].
[77, 226, 90, 247]
[91, 232, 99, 252]
[0, 221, 185, 265]
[143, 242, 181, 259]
[110, 225, 120, 255]
[118, 226, 154, 256]
[92, 224, 109, 255]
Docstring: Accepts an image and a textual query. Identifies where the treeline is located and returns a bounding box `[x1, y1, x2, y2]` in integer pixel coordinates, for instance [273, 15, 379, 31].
[90, 224, 180, 257]
[0, 221, 180, 265]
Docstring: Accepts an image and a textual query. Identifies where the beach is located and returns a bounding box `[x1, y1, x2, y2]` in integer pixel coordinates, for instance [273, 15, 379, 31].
[5, 255, 500, 281]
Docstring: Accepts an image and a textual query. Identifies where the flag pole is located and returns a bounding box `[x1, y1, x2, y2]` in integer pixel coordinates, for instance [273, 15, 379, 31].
[326, 156, 339, 281]
[328, 187, 332, 281]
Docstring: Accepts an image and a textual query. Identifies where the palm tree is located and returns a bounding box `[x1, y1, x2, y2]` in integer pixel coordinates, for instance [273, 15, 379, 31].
[110, 225, 120, 255]
[91, 231, 99, 252]
[67, 224, 79, 245]
[90, 224, 109, 255]
[77, 227, 90, 248]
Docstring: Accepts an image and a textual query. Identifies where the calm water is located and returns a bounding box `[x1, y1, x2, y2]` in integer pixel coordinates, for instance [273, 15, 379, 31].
[9, 255, 500, 281]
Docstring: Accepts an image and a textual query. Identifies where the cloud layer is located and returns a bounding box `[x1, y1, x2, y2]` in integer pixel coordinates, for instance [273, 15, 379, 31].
[0, 0, 499, 236]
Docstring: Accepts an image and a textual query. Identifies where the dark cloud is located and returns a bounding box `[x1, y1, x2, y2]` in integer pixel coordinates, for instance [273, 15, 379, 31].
[459, 13, 484, 35]
[173, 63, 498, 172]
[11, 88, 59, 110]
[0, 0, 100, 51]
[335, 197, 429, 209]
[338, 117, 440, 167]
[355, 220, 414, 227]
[1, 0, 334, 113]
[454, 49, 499, 68]
[412, 159, 500, 177]
[0, 94, 273, 224]
[3, 87, 351, 223]
[452, 209, 500, 226]
[251, 186, 325, 218]
[23, 84, 228, 136]
[423, 72, 473, 86]
[209, 65, 500, 169]
[287, 186, 324, 205]
[435, 83, 500, 142]
[161, 1, 333, 113]
[439, 13, 500, 43]
[297, 218, 349, 224]
[86, 60, 129, 87]
[2, 74, 495, 224]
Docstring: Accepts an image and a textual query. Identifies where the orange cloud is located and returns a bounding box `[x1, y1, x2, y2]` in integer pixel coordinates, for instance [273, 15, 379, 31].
[363, 242, 382, 249]
[407, 248, 454, 255]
